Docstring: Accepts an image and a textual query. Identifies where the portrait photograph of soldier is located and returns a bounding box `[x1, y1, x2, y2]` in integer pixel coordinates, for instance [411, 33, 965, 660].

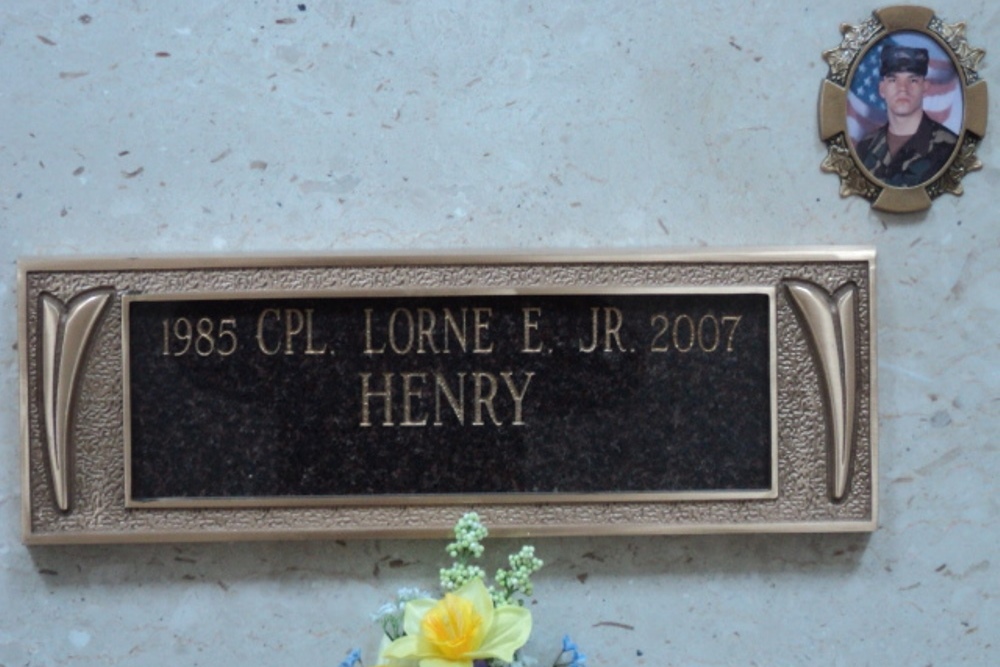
[847, 32, 962, 188]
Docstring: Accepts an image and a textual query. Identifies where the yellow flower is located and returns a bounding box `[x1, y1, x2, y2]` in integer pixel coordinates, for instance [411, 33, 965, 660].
[372, 634, 417, 667]
[382, 578, 532, 667]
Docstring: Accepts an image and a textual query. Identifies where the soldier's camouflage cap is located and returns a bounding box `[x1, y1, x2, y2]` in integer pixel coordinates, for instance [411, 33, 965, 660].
[880, 45, 929, 77]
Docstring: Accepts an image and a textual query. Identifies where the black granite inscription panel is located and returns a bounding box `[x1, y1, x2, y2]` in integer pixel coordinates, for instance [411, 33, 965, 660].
[126, 292, 773, 501]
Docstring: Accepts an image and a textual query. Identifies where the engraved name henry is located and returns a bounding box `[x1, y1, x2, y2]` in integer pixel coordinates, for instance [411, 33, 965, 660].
[154, 302, 745, 428]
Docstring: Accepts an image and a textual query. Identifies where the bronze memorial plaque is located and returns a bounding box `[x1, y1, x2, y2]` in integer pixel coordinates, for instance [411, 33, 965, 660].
[18, 250, 877, 543]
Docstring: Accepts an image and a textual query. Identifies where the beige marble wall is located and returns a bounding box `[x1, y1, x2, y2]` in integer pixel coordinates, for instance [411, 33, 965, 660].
[1, 2, 997, 664]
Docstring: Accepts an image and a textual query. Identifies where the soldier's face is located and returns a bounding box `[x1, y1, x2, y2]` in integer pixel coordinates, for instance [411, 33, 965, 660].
[878, 72, 929, 118]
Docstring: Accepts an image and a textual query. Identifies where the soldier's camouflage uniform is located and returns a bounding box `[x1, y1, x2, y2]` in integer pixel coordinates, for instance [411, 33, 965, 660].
[855, 113, 958, 187]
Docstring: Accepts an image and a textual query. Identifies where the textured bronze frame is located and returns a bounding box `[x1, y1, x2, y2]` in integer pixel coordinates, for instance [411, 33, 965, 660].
[19, 249, 877, 543]
[819, 5, 988, 212]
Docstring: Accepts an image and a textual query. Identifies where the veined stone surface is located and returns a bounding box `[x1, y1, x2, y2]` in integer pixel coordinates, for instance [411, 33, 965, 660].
[1, 2, 996, 665]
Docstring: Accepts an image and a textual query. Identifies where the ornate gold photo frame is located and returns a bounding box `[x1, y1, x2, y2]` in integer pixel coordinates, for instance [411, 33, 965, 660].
[819, 5, 988, 213]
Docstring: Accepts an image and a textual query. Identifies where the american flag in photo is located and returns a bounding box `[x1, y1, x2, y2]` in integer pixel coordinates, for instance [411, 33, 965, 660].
[847, 33, 963, 146]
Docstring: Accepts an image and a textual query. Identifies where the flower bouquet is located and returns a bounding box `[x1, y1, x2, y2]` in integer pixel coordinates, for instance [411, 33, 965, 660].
[339, 512, 585, 667]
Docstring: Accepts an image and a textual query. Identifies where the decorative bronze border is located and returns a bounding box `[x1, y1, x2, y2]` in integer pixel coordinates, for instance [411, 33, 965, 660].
[819, 5, 988, 212]
[18, 249, 877, 543]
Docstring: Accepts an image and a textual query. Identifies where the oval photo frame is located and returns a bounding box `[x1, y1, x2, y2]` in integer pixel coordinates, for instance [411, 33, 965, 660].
[819, 6, 988, 213]
[848, 31, 963, 189]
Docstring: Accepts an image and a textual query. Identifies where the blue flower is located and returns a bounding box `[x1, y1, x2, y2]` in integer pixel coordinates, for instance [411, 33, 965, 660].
[339, 648, 362, 667]
[555, 635, 585, 667]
